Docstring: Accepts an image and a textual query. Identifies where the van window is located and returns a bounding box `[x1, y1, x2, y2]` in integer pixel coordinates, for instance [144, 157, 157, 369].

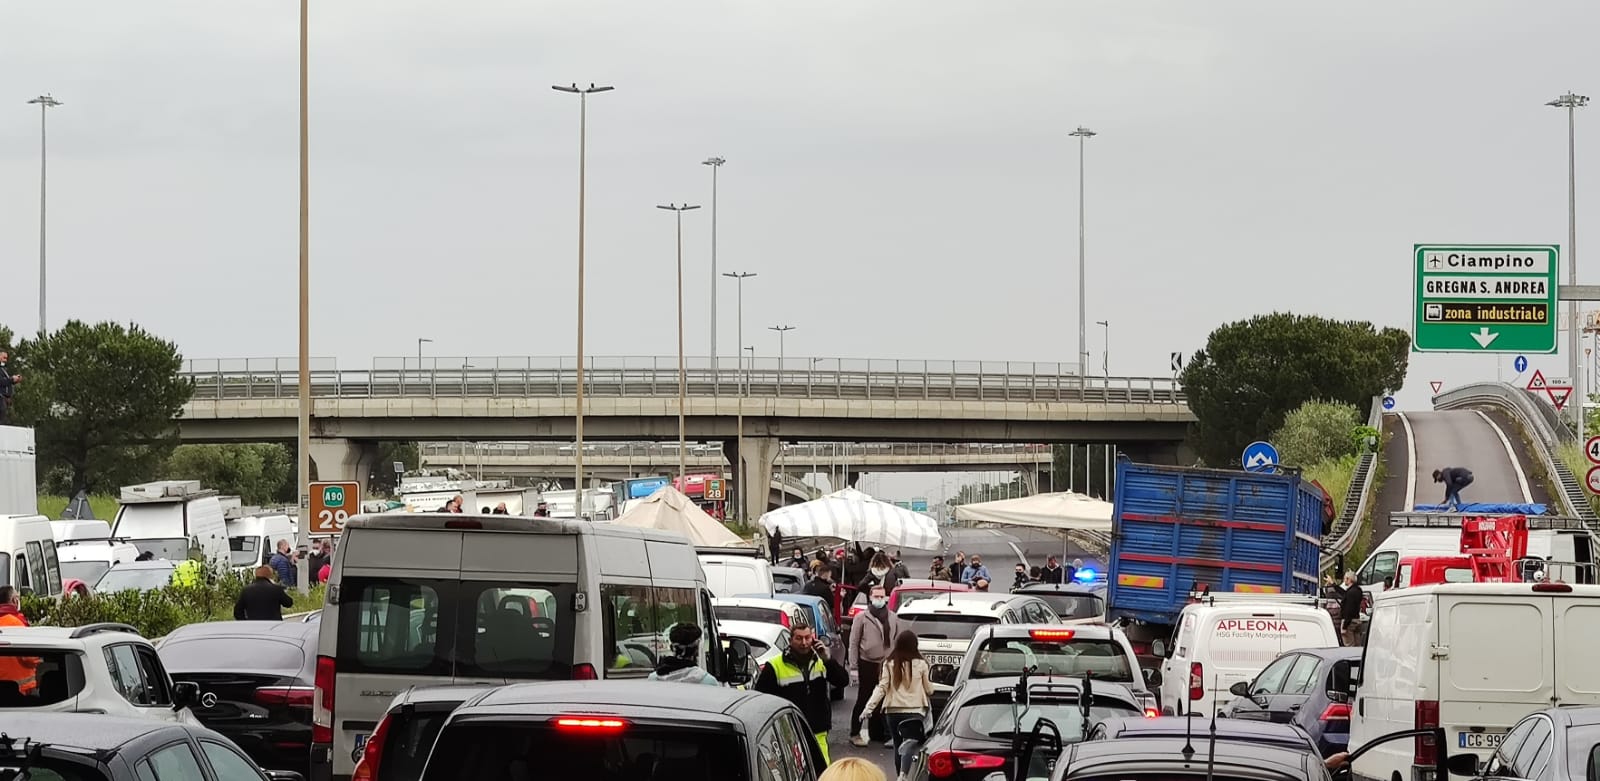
[25, 542, 46, 596]
[41, 541, 61, 596]
[228, 536, 260, 568]
[0, 554, 10, 588]
[1362, 552, 1398, 588]
[602, 585, 699, 677]
[1205, 616, 1332, 668]
[14, 550, 29, 590]
[337, 577, 578, 678]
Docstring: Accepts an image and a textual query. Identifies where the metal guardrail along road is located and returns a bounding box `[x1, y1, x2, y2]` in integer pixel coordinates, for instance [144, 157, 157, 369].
[181, 356, 1187, 404]
[421, 441, 1055, 461]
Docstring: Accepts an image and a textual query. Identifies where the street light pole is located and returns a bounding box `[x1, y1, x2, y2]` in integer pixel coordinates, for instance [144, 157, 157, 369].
[27, 94, 61, 338]
[723, 271, 756, 522]
[553, 82, 614, 517]
[1069, 126, 1096, 389]
[294, 0, 311, 594]
[660, 203, 702, 484]
[704, 158, 725, 385]
[1549, 92, 1589, 432]
[768, 325, 795, 507]
[416, 337, 431, 369]
[1097, 320, 1110, 379]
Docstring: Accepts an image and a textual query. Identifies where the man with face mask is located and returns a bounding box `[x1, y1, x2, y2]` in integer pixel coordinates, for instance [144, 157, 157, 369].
[1011, 563, 1031, 592]
[856, 552, 900, 606]
[308, 541, 329, 585]
[648, 624, 719, 685]
[848, 584, 899, 746]
[755, 624, 849, 762]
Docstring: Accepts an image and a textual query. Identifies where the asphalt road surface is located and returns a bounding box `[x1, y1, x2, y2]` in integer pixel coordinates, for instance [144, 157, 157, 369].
[1401, 410, 1533, 508]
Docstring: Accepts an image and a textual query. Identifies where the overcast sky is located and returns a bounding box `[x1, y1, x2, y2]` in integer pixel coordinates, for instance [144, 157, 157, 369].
[5, 1, 1599, 499]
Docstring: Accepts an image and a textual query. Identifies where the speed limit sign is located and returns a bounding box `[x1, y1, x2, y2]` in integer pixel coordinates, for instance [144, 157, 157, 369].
[310, 481, 359, 533]
[1587, 437, 1600, 465]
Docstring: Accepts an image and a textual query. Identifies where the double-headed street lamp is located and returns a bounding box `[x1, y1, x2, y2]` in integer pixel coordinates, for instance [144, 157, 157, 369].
[704, 157, 726, 380]
[1069, 125, 1096, 388]
[1548, 92, 1588, 432]
[659, 203, 702, 483]
[1097, 320, 1110, 379]
[722, 271, 757, 521]
[27, 94, 62, 338]
[554, 82, 614, 516]
[768, 325, 795, 506]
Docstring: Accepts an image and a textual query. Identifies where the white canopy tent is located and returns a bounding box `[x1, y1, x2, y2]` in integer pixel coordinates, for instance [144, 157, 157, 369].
[611, 486, 745, 547]
[951, 491, 1113, 532]
[758, 488, 942, 551]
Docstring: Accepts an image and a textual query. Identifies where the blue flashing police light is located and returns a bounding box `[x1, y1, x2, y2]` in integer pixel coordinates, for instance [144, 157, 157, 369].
[1073, 568, 1096, 583]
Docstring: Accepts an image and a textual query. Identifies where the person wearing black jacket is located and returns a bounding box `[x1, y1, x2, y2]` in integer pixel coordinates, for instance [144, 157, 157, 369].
[0, 351, 18, 425]
[1327, 570, 1364, 646]
[1433, 467, 1475, 511]
[234, 566, 294, 621]
[803, 563, 837, 605]
[754, 624, 850, 762]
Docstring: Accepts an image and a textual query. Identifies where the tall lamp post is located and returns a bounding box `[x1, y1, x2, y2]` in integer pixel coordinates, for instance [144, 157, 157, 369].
[703, 157, 725, 383]
[768, 325, 795, 506]
[723, 271, 757, 521]
[1097, 320, 1110, 379]
[294, 0, 311, 593]
[416, 337, 432, 369]
[1069, 125, 1096, 389]
[1549, 92, 1588, 432]
[553, 82, 614, 516]
[27, 94, 61, 338]
[659, 203, 702, 483]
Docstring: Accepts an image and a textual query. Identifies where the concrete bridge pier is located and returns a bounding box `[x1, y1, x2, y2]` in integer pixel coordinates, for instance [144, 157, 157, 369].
[827, 469, 861, 492]
[1019, 468, 1041, 496]
[727, 436, 781, 525]
[307, 438, 381, 498]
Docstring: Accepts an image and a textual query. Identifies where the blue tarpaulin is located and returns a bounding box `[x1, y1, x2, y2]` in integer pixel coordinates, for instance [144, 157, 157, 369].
[1412, 502, 1549, 515]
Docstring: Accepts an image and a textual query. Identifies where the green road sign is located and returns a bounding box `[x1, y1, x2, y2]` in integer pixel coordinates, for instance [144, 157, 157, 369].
[322, 485, 346, 508]
[1413, 244, 1559, 353]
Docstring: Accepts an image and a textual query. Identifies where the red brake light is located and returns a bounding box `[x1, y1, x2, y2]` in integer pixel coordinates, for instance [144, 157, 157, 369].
[254, 686, 315, 709]
[312, 655, 335, 744]
[779, 612, 791, 627]
[350, 712, 392, 781]
[1188, 662, 1204, 701]
[1533, 583, 1572, 592]
[1320, 702, 1352, 722]
[927, 750, 1005, 778]
[1028, 629, 1076, 642]
[554, 717, 628, 731]
[572, 663, 599, 680]
[444, 520, 482, 529]
[1414, 700, 1439, 766]
[1144, 707, 1159, 719]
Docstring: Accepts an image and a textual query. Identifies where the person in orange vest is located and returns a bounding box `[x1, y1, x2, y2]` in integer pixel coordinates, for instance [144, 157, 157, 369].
[0, 586, 39, 696]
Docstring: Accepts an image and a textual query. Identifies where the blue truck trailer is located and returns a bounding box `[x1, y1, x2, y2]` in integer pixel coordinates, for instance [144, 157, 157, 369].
[1106, 460, 1326, 657]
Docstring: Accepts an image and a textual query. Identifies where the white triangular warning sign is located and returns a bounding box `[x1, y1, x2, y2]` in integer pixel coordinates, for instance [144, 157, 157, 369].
[1430, 381, 1443, 394]
[1527, 370, 1549, 392]
[1549, 386, 1573, 410]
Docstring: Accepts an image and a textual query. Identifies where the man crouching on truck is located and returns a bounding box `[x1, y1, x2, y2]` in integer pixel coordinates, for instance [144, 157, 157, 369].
[1433, 466, 1474, 510]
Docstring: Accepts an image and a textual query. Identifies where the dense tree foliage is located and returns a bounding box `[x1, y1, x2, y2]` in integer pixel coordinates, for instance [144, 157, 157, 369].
[1180, 313, 1409, 466]
[165, 444, 295, 505]
[1272, 400, 1360, 467]
[367, 441, 421, 495]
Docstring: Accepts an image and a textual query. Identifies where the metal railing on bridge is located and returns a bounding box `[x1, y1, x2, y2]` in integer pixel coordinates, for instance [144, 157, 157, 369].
[180, 356, 1186, 405]
[419, 441, 1055, 461]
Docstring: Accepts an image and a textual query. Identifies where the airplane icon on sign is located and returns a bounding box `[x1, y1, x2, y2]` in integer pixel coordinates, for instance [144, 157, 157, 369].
[1427, 254, 1444, 269]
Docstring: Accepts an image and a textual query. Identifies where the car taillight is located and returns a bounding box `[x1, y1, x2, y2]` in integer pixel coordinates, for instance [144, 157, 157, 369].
[1533, 583, 1572, 592]
[1414, 700, 1439, 766]
[848, 606, 864, 618]
[1320, 702, 1352, 722]
[312, 655, 335, 744]
[1188, 662, 1204, 701]
[554, 717, 628, 731]
[927, 750, 1005, 778]
[1029, 629, 1075, 641]
[350, 712, 392, 781]
[255, 686, 315, 709]
[779, 612, 791, 627]
[1144, 707, 1159, 718]
[572, 663, 598, 680]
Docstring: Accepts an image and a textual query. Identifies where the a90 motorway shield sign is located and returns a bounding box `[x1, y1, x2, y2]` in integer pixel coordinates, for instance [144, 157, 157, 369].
[310, 481, 359, 533]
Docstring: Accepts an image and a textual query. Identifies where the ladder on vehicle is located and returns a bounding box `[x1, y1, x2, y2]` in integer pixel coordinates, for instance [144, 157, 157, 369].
[1458, 515, 1530, 583]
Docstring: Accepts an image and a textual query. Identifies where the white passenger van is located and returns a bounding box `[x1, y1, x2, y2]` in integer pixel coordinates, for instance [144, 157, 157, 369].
[0, 514, 64, 598]
[1356, 516, 1595, 597]
[1349, 581, 1600, 781]
[310, 513, 749, 781]
[225, 511, 297, 569]
[109, 481, 230, 566]
[51, 519, 139, 588]
[1155, 593, 1339, 718]
[698, 547, 775, 597]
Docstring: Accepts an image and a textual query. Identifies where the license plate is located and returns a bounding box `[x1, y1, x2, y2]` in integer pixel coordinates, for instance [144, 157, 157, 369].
[927, 654, 964, 667]
[1458, 731, 1507, 749]
[351, 734, 369, 763]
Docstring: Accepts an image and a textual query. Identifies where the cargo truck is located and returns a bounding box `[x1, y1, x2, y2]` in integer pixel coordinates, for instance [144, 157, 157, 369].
[1105, 459, 1326, 667]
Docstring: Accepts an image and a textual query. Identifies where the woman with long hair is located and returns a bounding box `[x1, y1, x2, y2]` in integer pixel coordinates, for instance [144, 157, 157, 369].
[859, 630, 933, 781]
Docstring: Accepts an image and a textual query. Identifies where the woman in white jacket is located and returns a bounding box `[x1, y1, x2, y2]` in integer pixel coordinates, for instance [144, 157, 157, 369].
[859, 630, 933, 781]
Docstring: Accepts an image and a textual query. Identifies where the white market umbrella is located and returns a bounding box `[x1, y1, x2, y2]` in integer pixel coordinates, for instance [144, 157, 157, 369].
[612, 486, 745, 547]
[758, 488, 942, 551]
[952, 491, 1113, 532]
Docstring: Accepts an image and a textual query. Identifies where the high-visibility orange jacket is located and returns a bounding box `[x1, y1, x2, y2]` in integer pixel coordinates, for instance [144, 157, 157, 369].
[0, 608, 39, 694]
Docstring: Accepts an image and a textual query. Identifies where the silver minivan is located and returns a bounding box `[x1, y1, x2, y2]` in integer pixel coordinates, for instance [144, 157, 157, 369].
[309, 513, 750, 781]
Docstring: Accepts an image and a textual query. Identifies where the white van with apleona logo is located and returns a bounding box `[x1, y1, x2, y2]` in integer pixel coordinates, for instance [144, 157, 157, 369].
[1156, 594, 1339, 718]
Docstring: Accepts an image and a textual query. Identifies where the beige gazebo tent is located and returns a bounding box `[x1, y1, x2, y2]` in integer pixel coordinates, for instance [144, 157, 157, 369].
[612, 486, 745, 547]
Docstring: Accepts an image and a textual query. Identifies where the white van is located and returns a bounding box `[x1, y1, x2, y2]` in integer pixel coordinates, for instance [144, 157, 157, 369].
[0, 514, 64, 598]
[1349, 582, 1600, 781]
[698, 548, 775, 597]
[311, 513, 748, 781]
[51, 519, 139, 589]
[225, 512, 297, 569]
[1356, 518, 1595, 597]
[109, 481, 230, 566]
[1156, 594, 1339, 718]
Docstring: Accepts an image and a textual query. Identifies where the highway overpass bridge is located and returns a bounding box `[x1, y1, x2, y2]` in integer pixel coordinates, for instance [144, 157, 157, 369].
[177, 355, 1193, 521]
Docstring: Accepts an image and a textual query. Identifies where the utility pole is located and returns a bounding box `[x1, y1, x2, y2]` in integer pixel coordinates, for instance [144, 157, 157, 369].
[723, 271, 757, 521]
[703, 157, 725, 384]
[294, 0, 311, 593]
[1549, 92, 1589, 432]
[660, 203, 702, 483]
[1070, 126, 1096, 389]
[769, 325, 795, 506]
[28, 94, 62, 338]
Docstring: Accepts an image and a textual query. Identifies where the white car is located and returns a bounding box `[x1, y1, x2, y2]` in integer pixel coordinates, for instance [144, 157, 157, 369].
[0, 622, 202, 724]
[712, 597, 810, 631]
[896, 591, 1063, 712]
[717, 618, 789, 678]
[94, 559, 179, 594]
[55, 537, 141, 589]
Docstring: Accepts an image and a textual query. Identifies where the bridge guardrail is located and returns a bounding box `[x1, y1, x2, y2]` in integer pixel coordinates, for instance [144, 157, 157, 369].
[420, 441, 1055, 460]
[179, 356, 1186, 405]
[1320, 395, 1385, 572]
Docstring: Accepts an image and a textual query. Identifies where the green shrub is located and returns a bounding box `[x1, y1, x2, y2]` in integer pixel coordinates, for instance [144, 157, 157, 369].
[20, 565, 326, 639]
[1273, 401, 1361, 466]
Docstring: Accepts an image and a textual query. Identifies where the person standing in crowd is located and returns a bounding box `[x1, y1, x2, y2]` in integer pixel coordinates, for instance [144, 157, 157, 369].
[948, 552, 967, 584]
[648, 624, 719, 685]
[270, 539, 297, 587]
[1011, 563, 1031, 592]
[0, 586, 38, 695]
[849, 584, 899, 747]
[768, 529, 784, 565]
[891, 551, 910, 580]
[0, 351, 18, 425]
[961, 555, 990, 587]
[857, 552, 900, 604]
[754, 625, 848, 763]
[1041, 556, 1065, 584]
[1071, 558, 1085, 581]
[234, 566, 294, 621]
[533, 502, 550, 517]
[308, 541, 328, 586]
[927, 555, 950, 581]
[860, 630, 934, 780]
[1327, 570, 1365, 646]
[493, 502, 509, 514]
[804, 562, 837, 605]
[787, 547, 809, 570]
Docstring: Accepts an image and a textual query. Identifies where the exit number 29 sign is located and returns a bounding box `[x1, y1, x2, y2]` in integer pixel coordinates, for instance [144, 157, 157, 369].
[310, 481, 360, 533]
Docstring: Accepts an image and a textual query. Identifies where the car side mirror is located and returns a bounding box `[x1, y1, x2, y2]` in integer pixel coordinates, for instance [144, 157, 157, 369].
[172, 680, 200, 711]
[1143, 667, 1163, 687]
[1229, 681, 1252, 698]
[264, 771, 307, 781]
[1448, 754, 1480, 777]
[723, 638, 753, 685]
[1151, 639, 1167, 658]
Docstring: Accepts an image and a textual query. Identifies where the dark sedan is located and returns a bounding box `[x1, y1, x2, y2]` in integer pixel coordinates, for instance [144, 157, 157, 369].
[156, 620, 319, 777]
[908, 676, 1145, 781]
[1090, 716, 1318, 752]
[1048, 735, 1333, 781]
[1472, 705, 1600, 781]
[1218, 646, 1361, 758]
[0, 712, 300, 781]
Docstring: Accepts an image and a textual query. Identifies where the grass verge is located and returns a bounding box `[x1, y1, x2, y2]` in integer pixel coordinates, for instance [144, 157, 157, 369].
[1556, 442, 1600, 515]
[36, 494, 121, 521]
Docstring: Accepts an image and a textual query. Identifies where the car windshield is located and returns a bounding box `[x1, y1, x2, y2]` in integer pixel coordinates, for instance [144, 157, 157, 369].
[380, 706, 470, 781]
[1031, 591, 1105, 620]
[228, 536, 260, 567]
[969, 637, 1135, 682]
[0, 650, 84, 707]
[714, 605, 787, 625]
[952, 697, 1141, 742]
[901, 613, 997, 640]
[894, 589, 954, 608]
[125, 538, 190, 561]
[59, 560, 110, 585]
[421, 722, 748, 781]
[94, 566, 175, 594]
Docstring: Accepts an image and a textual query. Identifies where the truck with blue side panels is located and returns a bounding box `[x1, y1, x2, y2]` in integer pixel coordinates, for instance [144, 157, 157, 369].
[1105, 459, 1326, 662]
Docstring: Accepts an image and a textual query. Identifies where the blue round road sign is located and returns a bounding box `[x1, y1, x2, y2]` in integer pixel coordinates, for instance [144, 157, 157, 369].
[1242, 441, 1280, 473]
[1515, 355, 1529, 373]
[1382, 396, 1396, 410]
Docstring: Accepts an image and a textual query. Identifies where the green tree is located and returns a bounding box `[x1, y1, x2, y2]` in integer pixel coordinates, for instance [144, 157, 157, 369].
[1272, 400, 1360, 466]
[13, 321, 194, 492]
[1180, 313, 1409, 466]
[367, 441, 421, 496]
[165, 444, 294, 505]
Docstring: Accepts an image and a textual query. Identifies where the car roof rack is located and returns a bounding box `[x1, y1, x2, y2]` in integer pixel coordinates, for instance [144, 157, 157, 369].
[68, 623, 141, 640]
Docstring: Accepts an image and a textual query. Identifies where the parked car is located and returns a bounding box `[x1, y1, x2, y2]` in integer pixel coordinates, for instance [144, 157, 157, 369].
[0, 623, 201, 724]
[772, 565, 806, 594]
[712, 596, 810, 629]
[1013, 581, 1106, 624]
[951, 624, 1158, 715]
[94, 559, 179, 595]
[352, 685, 496, 781]
[717, 619, 789, 681]
[1090, 716, 1319, 752]
[157, 620, 319, 776]
[898, 592, 1063, 713]
[749, 592, 846, 676]
[1219, 646, 1361, 758]
[0, 712, 301, 781]
[1044, 732, 1333, 781]
[1470, 705, 1600, 781]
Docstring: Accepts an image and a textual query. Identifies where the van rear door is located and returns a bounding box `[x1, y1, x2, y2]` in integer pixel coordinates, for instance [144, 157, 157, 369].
[1436, 593, 1556, 762]
[1201, 609, 1338, 712]
[1553, 595, 1600, 706]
